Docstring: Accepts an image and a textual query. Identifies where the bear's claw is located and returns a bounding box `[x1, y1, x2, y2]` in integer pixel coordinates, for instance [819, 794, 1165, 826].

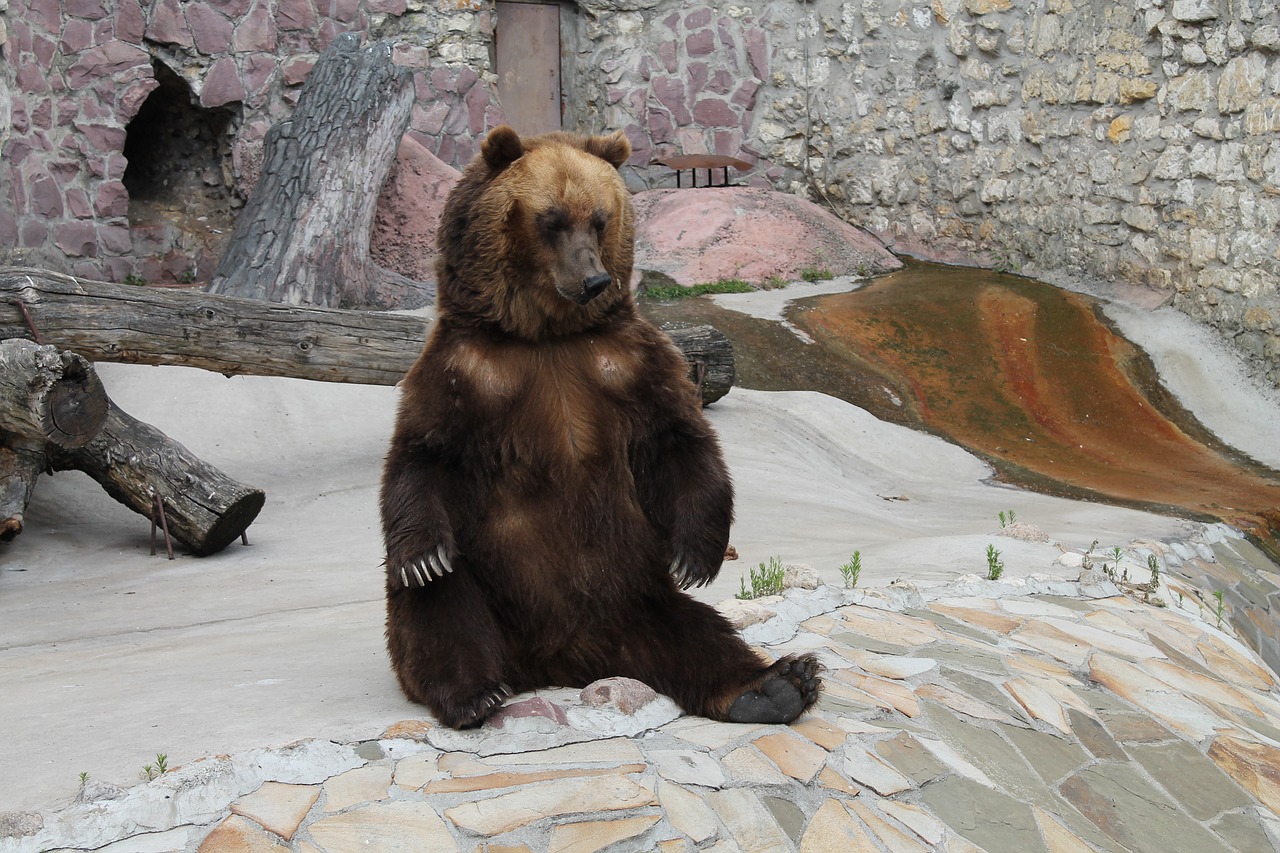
[447, 682, 512, 729]
[669, 551, 711, 589]
[393, 544, 454, 588]
[726, 654, 823, 724]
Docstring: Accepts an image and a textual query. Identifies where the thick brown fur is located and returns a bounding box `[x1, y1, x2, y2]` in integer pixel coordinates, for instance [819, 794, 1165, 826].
[381, 126, 820, 729]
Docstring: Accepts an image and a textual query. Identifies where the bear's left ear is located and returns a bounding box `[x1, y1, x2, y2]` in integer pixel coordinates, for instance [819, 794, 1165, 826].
[583, 130, 632, 170]
[482, 126, 524, 170]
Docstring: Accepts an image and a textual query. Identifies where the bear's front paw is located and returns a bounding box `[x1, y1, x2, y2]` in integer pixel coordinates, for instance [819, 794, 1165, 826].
[727, 654, 823, 724]
[440, 682, 512, 729]
[669, 550, 716, 589]
[389, 543, 454, 588]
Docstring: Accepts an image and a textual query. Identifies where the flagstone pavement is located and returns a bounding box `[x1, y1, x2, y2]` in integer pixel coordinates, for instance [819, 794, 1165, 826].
[3, 528, 1279, 853]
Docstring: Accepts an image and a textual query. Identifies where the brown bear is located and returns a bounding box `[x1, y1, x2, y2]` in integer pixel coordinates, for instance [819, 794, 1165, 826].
[380, 125, 821, 729]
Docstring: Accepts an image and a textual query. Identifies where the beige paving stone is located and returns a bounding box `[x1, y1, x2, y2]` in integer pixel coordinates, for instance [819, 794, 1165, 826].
[547, 814, 661, 853]
[703, 839, 745, 853]
[380, 719, 433, 740]
[1082, 608, 1147, 639]
[474, 845, 534, 853]
[1144, 658, 1262, 715]
[393, 752, 440, 790]
[310, 801, 458, 851]
[917, 737, 994, 787]
[836, 671, 920, 716]
[97, 828, 193, 852]
[878, 801, 945, 846]
[1207, 735, 1280, 813]
[425, 763, 648, 794]
[649, 748, 726, 788]
[665, 716, 765, 749]
[197, 814, 289, 852]
[928, 603, 1024, 635]
[296, 843, 323, 853]
[705, 787, 794, 853]
[1011, 620, 1094, 667]
[822, 674, 895, 713]
[841, 743, 914, 795]
[478, 736, 645, 767]
[1089, 652, 1229, 741]
[801, 614, 839, 635]
[438, 752, 493, 776]
[845, 649, 938, 680]
[722, 745, 791, 785]
[799, 799, 879, 853]
[320, 763, 393, 812]
[1006, 653, 1076, 682]
[656, 839, 694, 853]
[836, 606, 941, 646]
[915, 683, 1016, 723]
[1040, 616, 1164, 661]
[444, 774, 656, 835]
[753, 731, 829, 782]
[658, 780, 719, 843]
[998, 598, 1085, 619]
[1196, 635, 1276, 692]
[817, 765, 862, 796]
[230, 782, 320, 841]
[792, 715, 850, 749]
[1032, 806, 1097, 853]
[1004, 677, 1071, 734]
[847, 800, 930, 852]
[944, 836, 986, 853]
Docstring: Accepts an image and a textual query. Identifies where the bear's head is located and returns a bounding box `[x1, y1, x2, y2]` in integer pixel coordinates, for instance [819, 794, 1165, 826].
[435, 126, 636, 341]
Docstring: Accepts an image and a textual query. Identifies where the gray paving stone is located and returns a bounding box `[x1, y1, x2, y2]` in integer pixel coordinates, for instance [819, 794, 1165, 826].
[1067, 708, 1126, 761]
[1127, 740, 1256, 820]
[1059, 762, 1235, 853]
[998, 723, 1091, 787]
[921, 702, 1044, 796]
[942, 669, 1028, 721]
[873, 732, 948, 785]
[927, 643, 1011, 674]
[762, 795, 806, 846]
[1036, 596, 1097, 613]
[1067, 685, 1141, 714]
[829, 631, 914, 656]
[919, 775, 1047, 853]
[904, 609, 1001, 647]
[1210, 810, 1276, 853]
[1096, 710, 1173, 744]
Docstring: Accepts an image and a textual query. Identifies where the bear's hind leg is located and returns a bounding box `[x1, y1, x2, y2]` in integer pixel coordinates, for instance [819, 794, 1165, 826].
[386, 571, 512, 729]
[726, 654, 823, 724]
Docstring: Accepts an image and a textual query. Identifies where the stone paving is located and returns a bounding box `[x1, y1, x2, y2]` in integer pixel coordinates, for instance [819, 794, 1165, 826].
[3, 527, 1280, 852]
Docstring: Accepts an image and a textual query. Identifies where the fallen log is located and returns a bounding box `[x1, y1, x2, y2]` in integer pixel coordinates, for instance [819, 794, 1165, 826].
[0, 338, 109, 449]
[1, 443, 43, 541]
[44, 401, 265, 557]
[2, 266, 736, 404]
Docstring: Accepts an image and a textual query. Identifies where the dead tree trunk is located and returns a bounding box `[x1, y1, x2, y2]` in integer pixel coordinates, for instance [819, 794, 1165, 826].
[209, 33, 428, 310]
[0, 338, 109, 448]
[45, 402, 266, 556]
[4, 267, 736, 404]
[1, 443, 43, 541]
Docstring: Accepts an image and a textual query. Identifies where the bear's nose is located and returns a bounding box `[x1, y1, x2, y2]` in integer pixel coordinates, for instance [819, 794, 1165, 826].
[583, 273, 611, 299]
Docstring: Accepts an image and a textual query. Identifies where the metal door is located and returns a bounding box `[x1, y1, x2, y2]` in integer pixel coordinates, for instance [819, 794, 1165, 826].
[495, 2, 562, 135]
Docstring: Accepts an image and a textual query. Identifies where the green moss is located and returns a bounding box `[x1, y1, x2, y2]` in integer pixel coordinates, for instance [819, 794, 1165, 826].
[642, 278, 756, 300]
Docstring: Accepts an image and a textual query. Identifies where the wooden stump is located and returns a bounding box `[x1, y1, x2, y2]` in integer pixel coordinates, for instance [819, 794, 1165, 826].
[208, 33, 428, 310]
[45, 402, 265, 557]
[0, 338, 109, 448]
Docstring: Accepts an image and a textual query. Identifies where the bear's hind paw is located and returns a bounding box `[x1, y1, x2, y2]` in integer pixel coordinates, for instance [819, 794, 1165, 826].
[390, 544, 454, 588]
[726, 654, 823, 725]
[440, 682, 512, 729]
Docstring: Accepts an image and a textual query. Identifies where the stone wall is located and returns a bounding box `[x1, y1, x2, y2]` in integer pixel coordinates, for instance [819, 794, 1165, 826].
[2, 0, 1279, 382]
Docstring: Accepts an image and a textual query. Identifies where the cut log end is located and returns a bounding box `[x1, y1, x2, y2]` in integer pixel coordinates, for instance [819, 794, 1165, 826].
[191, 489, 266, 556]
[45, 357, 109, 448]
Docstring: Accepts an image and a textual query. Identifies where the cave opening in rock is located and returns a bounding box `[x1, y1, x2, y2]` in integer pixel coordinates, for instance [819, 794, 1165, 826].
[122, 60, 241, 281]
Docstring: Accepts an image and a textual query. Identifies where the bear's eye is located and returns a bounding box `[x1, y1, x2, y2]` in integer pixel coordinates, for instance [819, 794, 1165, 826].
[590, 209, 610, 235]
[536, 209, 570, 239]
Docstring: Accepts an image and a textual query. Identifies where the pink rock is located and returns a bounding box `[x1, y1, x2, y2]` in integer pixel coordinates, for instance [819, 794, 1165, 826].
[66, 0, 108, 19]
[54, 221, 98, 256]
[188, 4, 234, 54]
[200, 56, 246, 107]
[116, 0, 147, 42]
[59, 19, 95, 53]
[367, 0, 406, 13]
[74, 122, 126, 154]
[27, 0, 61, 32]
[94, 180, 130, 218]
[688, 61, 708, 93]
[658, 40, 678, 73]
[66, 188, 93, 218]
[31, 99, 53, 130]
[488, 697, 569, 729]
[29, 173, 63, 217]
[684, 8, 712, 28]
[686, 29, 715, 56]
[0, 207, 17, 246]
[17, 63, 51, 94]
[465, 83, 489, 134]
[120, 79, 160, 122]
[329, 0, 360, 23]
[708, 69, 734, 95]
[731, 79, 759, 109]
[282, 55, 315, 86]
[692, 97, 738, 128]
[233, 4, 277, 52]
[278, 0, 318, 30]
[242, 53, 277, 102]
[633, 187, 903, 286]
[369, 135, 460, 284]
[745, 28, 769, 79]
[208, 0, 251, 17]
[713, 129, 743, 157]
[99, 225, 133, 253]
[66, 41, 150, 89]
[412, 100, 450, 136]
[32, 33, 57, 66]
[145, 0, 192, 47]
[21, 220, 49, 248]
[651, 76, 690, 124]
[580, 677, 658, 715]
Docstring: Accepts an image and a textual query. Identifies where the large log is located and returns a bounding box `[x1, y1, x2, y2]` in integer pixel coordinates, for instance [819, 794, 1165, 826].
[1, 443, 43, 541]
[208, 33, 428, 310]
[44, 402, 266, 556]
[0, 338, 109, 448]
[2, 267, 736, 404]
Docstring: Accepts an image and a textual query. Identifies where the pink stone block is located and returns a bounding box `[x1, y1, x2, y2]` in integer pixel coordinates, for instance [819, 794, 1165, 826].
[684, 8, 712, 29]
[465, 85, 489, 134]
[94, 181, 130, 218]
[651, 76, 690, 125]
[233, 5, 277, 52]
[116, 0, 147, 42]
[21, 220, 49, 249]
[0, 206, 17, 247]
[686, 29, 715, 57]
[59, 19, 95, 54]
[201, 56, 246, 107]
[75, 121, 127, 154]
[281, 55, 315, 86]
[65, 41, 150, 89]
[65, 187, 94, 218]
[278, 0, 318, 32]
[55, 221, 98, 256]
[693, 97, 738, 128]
[392, 45, 430, 69]
[29, 173, 63, 217]
[103, 256, 134, 283]
[731, 78, 759, 109]
[188, 4, 233, 54]
[99, 225, 133, 253]
[745, 28, 769, 79]
[457, 66, 478, 94]
[649, 107, 674, 144]
[489, 697, 568, 729]
[65, 0, 108, 20]
[662, 11, 679, 31]
[714, 129, 743, 157]
[242, 53, 277, 102]
[27, 0, 61, 33]
[16, 63, 50, 94]
[708, 69, 733, 95]
[330, 0, 360, 23]
[688, 61, 708, 94]
[413, 100, 449, 136]
[658, 40, 678, 74]
[120, 78, 160, 122]
[366, 0, 406, 13]
[31, 99, 53, 130]
[145, 0, 192, 47]
[208, 0, 251, 18]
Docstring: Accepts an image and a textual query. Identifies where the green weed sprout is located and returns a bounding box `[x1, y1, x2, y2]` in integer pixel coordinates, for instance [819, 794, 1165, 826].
[1213, 590, 1226, 630]
[1147, 554, 1160, 590]
[840, 551, 862, 589]
[986, 544, 1005, 581]
[736, 556, 786, 600]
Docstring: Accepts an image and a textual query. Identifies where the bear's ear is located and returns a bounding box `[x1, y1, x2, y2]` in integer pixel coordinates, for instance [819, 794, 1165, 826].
[583, 130, 631, 169]
[482, 126, 524, 170]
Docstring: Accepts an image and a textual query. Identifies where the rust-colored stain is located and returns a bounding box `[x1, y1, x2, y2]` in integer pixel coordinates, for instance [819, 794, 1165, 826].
[792, 264, 1280, 551]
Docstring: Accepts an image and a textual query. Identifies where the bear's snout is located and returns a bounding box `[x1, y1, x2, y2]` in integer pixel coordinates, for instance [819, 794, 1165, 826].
[583, 272, 611, 300]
